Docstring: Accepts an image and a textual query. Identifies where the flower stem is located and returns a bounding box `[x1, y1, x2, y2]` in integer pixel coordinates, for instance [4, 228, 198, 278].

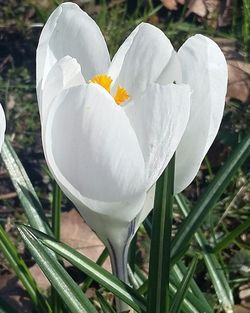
[107, 236, 132, 312]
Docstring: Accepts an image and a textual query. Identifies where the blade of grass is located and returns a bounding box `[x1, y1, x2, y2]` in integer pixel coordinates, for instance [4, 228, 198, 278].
[213, 218, 250, 253]
[82, 248, 109, 292]
[175, 194, 234, 311]
[1, 139, 52, 235]
[0, 225, 51, 313]
[128, 264, 140, 289]
[96, 291, 116, 313]
[134, 265, 147, 283]
[51, 181, 63, 313]
[18, 225, 98, 313]
[243, 0, 250, 52]
[136, 275, 213, 313]
[143, 217, 213, 312]
[21, 226, 146, 313]
[169, 279, 210, 313]
[135, 4, 163, 24]
[147, 156, 175, 313]
[128, 233, 137, 272]
[170, 256, 199, 313]
[171, 133, 250, 262]
[52, 181, 62, 239]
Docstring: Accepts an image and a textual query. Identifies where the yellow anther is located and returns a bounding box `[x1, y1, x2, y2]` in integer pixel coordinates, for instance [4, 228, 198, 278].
[90, 74, 112, 93]
[114, 85, 130, 105]
[89, 74, 129, 105]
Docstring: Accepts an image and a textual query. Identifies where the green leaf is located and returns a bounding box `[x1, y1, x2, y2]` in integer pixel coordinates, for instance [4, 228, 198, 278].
[0, 225, 51, 313]
[171, 133, 250, 262]
[128, 264, 140, 289]
[1, 139, 51, 235]
[52, 181, 62, 240]
[213, 217, 250, 253]
[170, 256, 199, 313]
[18, 225, 98, 313]
[82, 248, 109, 292]
[138, 276, 213, 313]
[175, 194, 234, 312]
[21, 226, 147, 313]
[169, 278, 212, 313]
[143, 217, 213, 312]
[96, 291, 116, 313]
[128, 233, 137, 272]
[51, 181, 63, 313]
[147, 157, 175, 313]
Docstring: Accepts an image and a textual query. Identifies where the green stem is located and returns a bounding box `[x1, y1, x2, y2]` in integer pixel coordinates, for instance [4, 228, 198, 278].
[147, 155, 175, 313]
[51, 181, 62, 313]
[107, 239, 131, 312]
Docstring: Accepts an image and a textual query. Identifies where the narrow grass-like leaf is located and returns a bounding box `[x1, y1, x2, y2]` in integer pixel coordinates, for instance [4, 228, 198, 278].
[51, 181, 63, 313]
[171, 133, 250, 262]
[22, 226, 146, 313]
[213, 218, 250, 253]
[134, 265, 147, 284]
[147, 156, 175, 313]
[243, 0, 250, 51]
[137, 276, 213, 313]
[143, 216, 212, 311]
[128, 264, 140, 289]
[52, 181, 62, 240]
[128, 233, 137, 272]
[169, 279, 211, 313]
[18, 225, 98, 313]
[170, 256, 199, 313]
[96, 291, 116, 313]
[175, 194, 234, 312]
[1, 139, 51, 235]
[137, 280, 147, 296]
[0, 225, 51, 313]
[82, 248, 109, 292]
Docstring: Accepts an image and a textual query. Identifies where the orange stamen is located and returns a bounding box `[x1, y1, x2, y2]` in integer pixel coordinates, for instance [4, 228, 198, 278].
[114, 85, 130, 105]
[90, 74, 112, 93]
[89, 74, 129, 105]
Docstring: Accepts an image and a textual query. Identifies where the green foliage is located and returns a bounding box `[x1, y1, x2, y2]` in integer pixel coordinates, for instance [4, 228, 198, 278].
[0, 1, 249, 313]
[147, 157, 175, 313]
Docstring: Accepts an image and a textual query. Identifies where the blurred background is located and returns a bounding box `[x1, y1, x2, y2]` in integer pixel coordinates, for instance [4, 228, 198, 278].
[0, 0, 249, 312]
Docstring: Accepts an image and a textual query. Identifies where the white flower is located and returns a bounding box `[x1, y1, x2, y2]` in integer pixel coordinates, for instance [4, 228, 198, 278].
[36, 2, 227, 269]
[0, 104, 6, 151]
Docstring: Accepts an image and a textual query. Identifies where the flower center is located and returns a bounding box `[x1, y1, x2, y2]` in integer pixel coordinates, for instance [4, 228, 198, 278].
[90, 74, 129, 105]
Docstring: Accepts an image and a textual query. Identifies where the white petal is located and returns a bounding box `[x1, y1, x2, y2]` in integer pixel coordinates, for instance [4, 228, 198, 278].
[39, 56, 85, 120]
[0, 104, 6, 151]
[36, 2, 110, 92]
[43, 83, 145, 204]
[108, 24, 140, 82]
[75, 194, 146, 247]
[157, 51, 182, 84]
[135, 184, 156, 228]
[113, 23, 174, 98]
[124, 83, 191, 188]
[175, 34, 228, 194]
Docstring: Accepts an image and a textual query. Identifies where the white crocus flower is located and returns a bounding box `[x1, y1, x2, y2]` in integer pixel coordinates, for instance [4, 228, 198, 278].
[0, 105, 6, 151]
[36, 2, 227, 285]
